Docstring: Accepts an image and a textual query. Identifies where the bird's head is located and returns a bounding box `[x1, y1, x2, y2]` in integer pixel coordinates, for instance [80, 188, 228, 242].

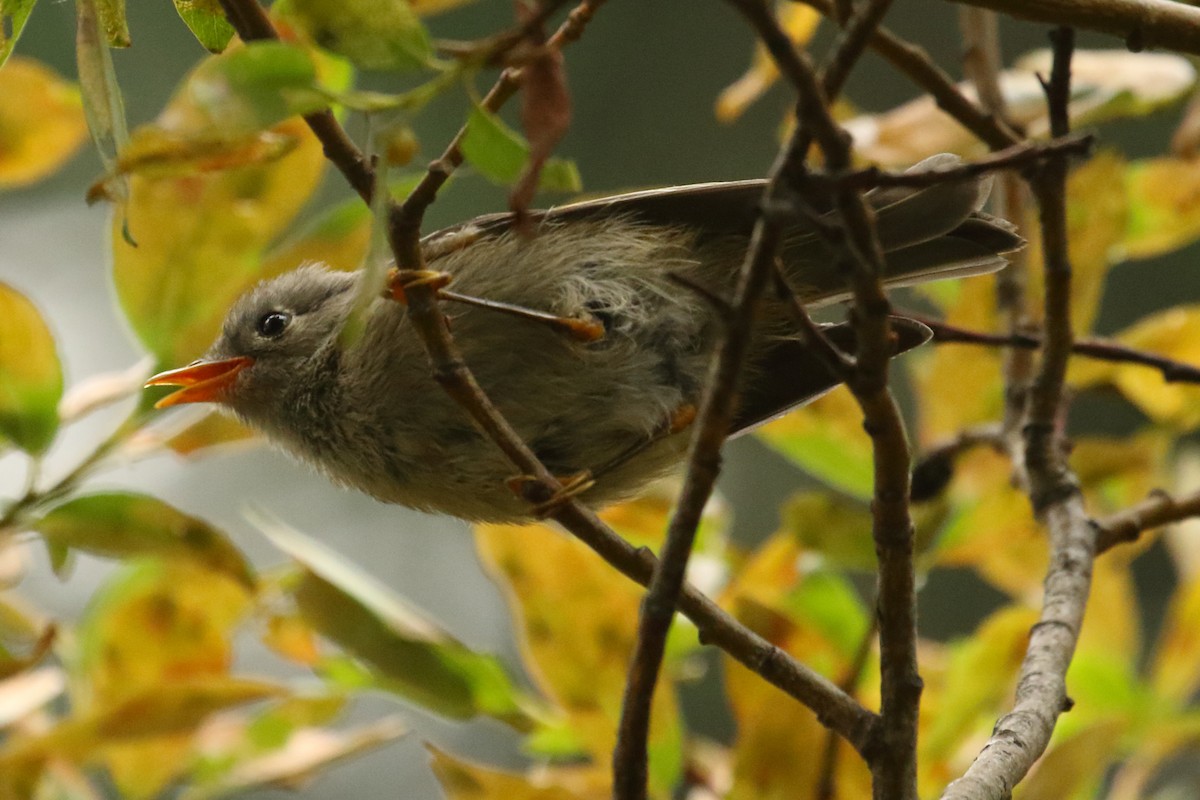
[145, 265, 358, 418]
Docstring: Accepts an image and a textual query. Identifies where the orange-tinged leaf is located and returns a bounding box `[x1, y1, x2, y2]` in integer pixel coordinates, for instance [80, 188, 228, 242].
[76, 561, 252, 712]
[756, 387, 872, 500]
[0, 57, 88, 187]
[722, 609, 872, 800]
[166, 411, 258, 456]
[715, 3, 820, 123]
[0, 282, 62, 454]
[1150, 570, 1200, 703]
[430, 745, 609, 800]
[475, 520, 683, 793]
[263, 614, 322, 666]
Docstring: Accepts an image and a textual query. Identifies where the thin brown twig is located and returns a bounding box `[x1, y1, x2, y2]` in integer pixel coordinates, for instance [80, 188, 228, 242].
[816, 615, 880, 800]
[1095, 488, 1200, 554]
[218, 0, 878, 769]
[911, 314, 1200, 384]
[795, 0, 1021, 150]
[942, 28, 1094, 800]
[809, 133, 1091, 192]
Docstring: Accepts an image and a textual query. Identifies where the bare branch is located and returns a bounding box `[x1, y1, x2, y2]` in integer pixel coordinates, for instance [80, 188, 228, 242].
[796, 0, 1021, 150]
[942, 29, 1097, 800]
[808, 134, 1091, 192]
[1096, 489, 1200, 554]
[943, 0, 1200, 55]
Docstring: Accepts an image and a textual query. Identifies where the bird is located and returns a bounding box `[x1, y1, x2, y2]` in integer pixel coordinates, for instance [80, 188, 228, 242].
[145, 155, 1023, 522]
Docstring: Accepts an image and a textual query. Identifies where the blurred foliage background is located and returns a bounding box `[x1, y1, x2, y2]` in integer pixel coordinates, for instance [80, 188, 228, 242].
[3, 0, 1200, 798]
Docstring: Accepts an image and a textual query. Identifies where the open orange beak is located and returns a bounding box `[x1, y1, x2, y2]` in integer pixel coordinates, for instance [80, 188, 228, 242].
[145, 356, 254, 409]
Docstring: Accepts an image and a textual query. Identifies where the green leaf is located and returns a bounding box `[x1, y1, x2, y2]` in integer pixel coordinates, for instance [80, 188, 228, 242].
[255, 514, 538, 727]
[461, 105, 582, 192]
[75, 0, 128, 173]
[0, 282, 62, 454]
[0, 0, 37, 68]
[756, 388, 873, 500]
[784, 569, 869, 656]
[779, 492, 875, 571]
[171, 0, 235, 53]
[33, 493, 255, 588]
[286, 0, 434, 72]
[188, 41, 328, 135]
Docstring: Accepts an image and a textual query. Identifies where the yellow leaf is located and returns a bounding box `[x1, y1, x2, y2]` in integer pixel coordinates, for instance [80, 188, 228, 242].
[0, 57, 88, 188]
[934, 449, 1047, 597]
[0, 281, 63, 454]
[166, 411, 258, 456]
[756, 387, 873, 500]
[1077, 557, 1142, 679]
[1123, 156, 1200, 260]
[113, 116, 325, 366]
[715, 3, 820, 123]
[76, 562, 252, 712]
[262, 613, 322, 666]
[1025, 150, 1128, 335]
[1014, 719, 1127, 800]
[921, 606, 1036, 781]
[1099, 305, 1200, 427]
[430, 745, 608, 799]
[474, 519, 682, 795]
[912, 280, 1005, 443]
[721, 548, 873, 800]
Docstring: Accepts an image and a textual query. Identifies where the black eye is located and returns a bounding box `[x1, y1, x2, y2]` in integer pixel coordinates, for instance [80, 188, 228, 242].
[256, 311, 291, 338]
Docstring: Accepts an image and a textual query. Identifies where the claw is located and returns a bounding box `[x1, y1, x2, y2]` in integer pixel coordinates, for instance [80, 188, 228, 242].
[507, 470, 596, 518]
[386, 268, 454, 304]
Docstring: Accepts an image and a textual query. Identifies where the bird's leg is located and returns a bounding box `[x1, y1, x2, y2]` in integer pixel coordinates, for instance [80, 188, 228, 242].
[504, 402, 696, 517]
[385, 268, 605, 343]
[507, 471, 597, 519]
[589, 402, 698, 481]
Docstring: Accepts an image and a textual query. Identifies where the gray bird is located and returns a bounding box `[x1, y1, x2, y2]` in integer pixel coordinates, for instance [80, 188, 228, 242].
[146, 156, 1022, 522]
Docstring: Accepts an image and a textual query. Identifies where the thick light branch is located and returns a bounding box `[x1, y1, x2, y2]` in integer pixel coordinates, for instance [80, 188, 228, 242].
[944, 0, 1200, 55]
[943, 29, 1097, 800]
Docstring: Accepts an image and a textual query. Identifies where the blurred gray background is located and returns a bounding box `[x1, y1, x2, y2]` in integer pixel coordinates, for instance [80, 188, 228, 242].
[0, 1, 1191, 797]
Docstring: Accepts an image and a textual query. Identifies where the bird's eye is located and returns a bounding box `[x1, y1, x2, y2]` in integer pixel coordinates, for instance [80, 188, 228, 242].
[256, 311, 291, 338]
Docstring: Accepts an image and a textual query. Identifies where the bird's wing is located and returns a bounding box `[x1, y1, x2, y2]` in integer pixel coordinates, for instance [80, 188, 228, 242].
[728, 317, 931, 436]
